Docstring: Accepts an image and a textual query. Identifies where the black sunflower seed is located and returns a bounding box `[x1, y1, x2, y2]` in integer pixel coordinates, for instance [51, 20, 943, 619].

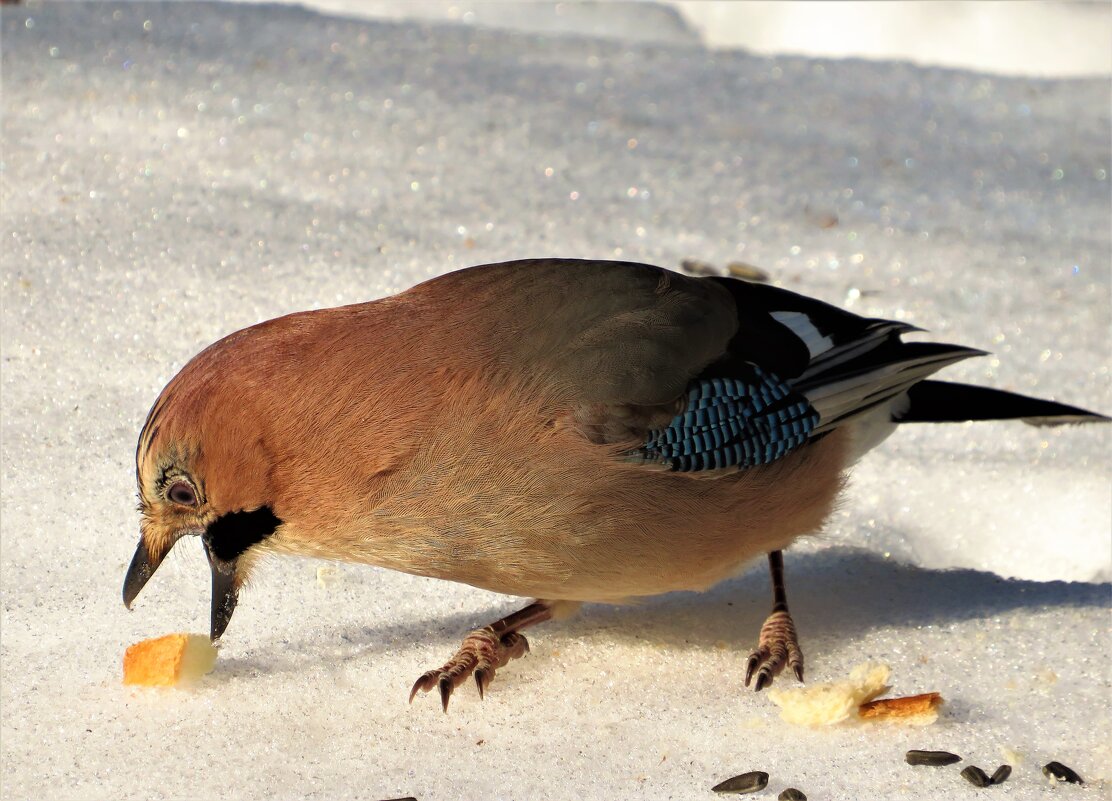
[906, 749, 962, 766]
[960, 765, 991, 788]
[712, 771, 770, 794]
[1043, 761, 1083, 784]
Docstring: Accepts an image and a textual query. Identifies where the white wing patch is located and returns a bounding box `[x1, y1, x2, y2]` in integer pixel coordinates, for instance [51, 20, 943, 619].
[844, 394, 908, 463]
[770, 311, 834, 358]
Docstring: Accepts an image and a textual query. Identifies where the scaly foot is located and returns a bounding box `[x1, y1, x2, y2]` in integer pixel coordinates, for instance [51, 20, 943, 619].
[409, 627, 530, 710]
[744, 608, 804, 692]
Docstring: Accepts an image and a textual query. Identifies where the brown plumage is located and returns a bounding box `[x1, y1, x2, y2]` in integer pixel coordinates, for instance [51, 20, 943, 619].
[124, 258, 1107, 707]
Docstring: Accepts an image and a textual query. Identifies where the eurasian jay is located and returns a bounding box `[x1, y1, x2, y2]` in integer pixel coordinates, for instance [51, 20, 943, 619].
[123, 259, 1107, 708]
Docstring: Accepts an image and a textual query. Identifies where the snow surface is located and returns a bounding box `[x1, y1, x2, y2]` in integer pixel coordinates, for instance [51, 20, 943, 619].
[234, 0, 1112, 78]
[1, 3, 1109, 800]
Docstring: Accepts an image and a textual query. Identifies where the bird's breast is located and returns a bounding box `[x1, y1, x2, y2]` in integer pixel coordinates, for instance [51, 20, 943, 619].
[270, 395, 849, 601]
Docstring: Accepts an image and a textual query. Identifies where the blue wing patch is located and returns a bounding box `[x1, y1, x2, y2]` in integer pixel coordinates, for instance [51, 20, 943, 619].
[639, 366, 819, 471]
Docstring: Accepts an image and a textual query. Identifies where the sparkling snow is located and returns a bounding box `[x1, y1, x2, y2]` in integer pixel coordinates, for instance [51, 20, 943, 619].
[2, 3, 1108, 800]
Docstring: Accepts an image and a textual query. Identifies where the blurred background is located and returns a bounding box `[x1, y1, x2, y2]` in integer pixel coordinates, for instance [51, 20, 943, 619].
[232, 0, 1112, 77]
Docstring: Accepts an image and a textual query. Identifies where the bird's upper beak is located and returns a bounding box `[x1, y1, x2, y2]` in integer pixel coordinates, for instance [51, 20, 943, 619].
[122, 532, 240, 643]
[122, 536, 163, 611]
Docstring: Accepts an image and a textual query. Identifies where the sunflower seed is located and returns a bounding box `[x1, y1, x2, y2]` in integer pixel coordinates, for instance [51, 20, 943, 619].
[778, 789, 807, 801]
[1043, 761, 1083, 784]
[905, 750, 962, 766]
[990, 765, 1012, 785]
[960, 766, 991, 787]
[712, 771, 770, 794]
[726, 262, 770, 282]
[680, 259, 720, 276]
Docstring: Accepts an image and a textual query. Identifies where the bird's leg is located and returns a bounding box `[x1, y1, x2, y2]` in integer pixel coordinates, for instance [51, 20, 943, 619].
[744, 550, 804, 692]
[409, 600, 554, 711]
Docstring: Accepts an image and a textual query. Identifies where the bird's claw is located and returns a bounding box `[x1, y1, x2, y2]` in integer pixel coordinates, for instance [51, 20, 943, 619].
[744, 609, 803, 692]
[409, 627, 529, 710]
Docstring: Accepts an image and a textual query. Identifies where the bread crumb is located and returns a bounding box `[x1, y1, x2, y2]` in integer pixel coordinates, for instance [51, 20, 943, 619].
[1034, 667, 1058, 685]
[1000, 745, 1025, 767]
[316, 565, 339, 588]
[859, 692, 942, 724]
[123, 633, 217, 687]
[768, 662, 891, 726]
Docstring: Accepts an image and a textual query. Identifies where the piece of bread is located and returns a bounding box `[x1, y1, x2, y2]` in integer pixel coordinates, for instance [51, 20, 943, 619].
[123, 633, 218, 687]
[768, 662, 943, 727]
[859, 692, 943, 722]
[768, 662, 892, 726]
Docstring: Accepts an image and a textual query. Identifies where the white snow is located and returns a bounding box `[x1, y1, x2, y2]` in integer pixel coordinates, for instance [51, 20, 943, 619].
[226, 0, 1112, 77]
[1, 3, 1109, 800]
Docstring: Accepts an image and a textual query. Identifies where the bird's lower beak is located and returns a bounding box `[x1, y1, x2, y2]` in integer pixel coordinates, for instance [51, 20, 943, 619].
[123, 533, 239, 643]
[204, 541, 239, 643]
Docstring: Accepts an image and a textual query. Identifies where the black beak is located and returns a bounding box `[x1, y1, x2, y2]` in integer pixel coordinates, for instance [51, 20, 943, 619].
[125, 507, 280, 643]
[199, 506, 282, 642]
[123, 537, 169, 609]
[121, 532, 238, 642]
[204, 541, 239, 643]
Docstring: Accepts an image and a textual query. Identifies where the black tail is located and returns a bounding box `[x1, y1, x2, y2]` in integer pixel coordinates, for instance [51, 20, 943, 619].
[896, 381, 1109, 426]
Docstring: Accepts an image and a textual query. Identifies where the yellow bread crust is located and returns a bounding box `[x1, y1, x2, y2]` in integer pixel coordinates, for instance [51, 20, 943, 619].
[123, 633, 217, 687]
[768, 662, 943, 727]
[859, 692, 943, 720]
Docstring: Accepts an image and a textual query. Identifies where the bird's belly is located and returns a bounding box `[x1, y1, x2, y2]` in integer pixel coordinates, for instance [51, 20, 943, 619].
[344, 429, 848, 602]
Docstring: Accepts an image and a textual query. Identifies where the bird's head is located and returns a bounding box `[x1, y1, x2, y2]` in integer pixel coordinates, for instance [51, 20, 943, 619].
[123, 344, 283, 643]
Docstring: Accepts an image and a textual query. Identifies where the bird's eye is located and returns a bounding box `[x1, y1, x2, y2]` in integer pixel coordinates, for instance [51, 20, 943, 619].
[167, 481, 197, 506]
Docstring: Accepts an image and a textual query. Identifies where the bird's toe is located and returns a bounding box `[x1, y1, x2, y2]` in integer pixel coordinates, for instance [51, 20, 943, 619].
[409, 627, 530, 710]
[744, 609, 804, 692]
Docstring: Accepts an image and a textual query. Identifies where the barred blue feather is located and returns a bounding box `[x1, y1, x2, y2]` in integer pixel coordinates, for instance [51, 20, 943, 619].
[639, 366, 820, 471]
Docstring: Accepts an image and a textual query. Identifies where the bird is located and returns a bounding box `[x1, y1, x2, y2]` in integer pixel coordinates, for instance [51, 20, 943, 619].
[123, 258, 1107, 708]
